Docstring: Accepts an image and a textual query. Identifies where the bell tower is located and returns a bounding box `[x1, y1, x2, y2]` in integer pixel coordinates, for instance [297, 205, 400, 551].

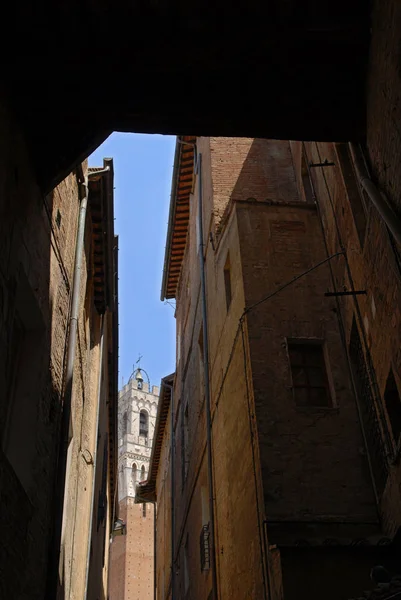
[109, 366, 159, 599]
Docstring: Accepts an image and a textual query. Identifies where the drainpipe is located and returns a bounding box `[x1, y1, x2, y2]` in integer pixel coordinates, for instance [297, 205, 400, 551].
[196, 152, 219, 600]
[84, 314, 105, 599]
[163, 379, 176, 599]
[50, 165, 110, 598]
[348, 143, 401, 247]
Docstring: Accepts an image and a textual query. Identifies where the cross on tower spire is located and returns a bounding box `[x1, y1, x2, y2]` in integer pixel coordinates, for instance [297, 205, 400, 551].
[135, 353, 143, 371]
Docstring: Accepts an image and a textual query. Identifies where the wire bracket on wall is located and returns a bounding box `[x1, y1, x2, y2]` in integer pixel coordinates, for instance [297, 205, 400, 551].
[309, 159, 335, 168]
[324, 290, 367, 297]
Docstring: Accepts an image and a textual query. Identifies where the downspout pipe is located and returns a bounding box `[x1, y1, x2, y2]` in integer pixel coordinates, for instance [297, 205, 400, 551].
[196, 152, 219, 600]
[348, 143, 401, 247]
[84, 315, 105, 599]
[163, 380, 176, 599]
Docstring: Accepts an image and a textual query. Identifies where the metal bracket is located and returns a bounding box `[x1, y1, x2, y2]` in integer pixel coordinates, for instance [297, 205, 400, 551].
[309, 159, 335, 168]
[324, 290, 367, 297]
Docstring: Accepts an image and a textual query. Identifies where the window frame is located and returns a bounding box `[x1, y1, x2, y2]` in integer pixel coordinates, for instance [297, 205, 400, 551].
[287, 338, 335, 409]
[139, 409, 149, 438]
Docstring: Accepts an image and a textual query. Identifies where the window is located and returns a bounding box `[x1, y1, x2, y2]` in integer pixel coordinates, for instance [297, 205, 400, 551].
[137, 380, 143, 390]
[143, 503, 147, 517]
[141, 465, 146, 481]
[132, 463, 137, 486]
[384, 368, 401, 445]
[139, 409, 148, 437]
[122, 411, 128, 435]
[288, 341, 331, 407]
[223, 253, 232, 311]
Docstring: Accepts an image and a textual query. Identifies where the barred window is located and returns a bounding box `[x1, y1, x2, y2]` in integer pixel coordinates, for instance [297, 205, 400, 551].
[139, 410, 148, 436]
[288, 341, 331, 408]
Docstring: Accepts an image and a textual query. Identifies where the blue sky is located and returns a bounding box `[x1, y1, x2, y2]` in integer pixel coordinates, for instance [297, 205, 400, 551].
[89, 133, 176, 390]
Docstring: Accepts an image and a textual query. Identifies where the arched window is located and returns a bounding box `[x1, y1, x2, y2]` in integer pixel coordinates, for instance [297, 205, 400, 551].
[139, 410, 148, 437]
[132, 463, 137, 486]
[141, 465, 146, 481]
[122, 411, 128, 435]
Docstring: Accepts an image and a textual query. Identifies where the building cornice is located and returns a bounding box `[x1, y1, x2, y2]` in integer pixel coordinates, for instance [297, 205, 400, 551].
[160, 136, 196, 300]
[120, 452, 150, 462]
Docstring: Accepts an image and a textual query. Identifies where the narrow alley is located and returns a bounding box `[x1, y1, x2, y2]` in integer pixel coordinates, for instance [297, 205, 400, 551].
[2, 0, 401, 598]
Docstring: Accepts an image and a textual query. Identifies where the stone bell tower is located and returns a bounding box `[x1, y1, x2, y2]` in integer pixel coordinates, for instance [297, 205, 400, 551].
[109, 367, 159, 599]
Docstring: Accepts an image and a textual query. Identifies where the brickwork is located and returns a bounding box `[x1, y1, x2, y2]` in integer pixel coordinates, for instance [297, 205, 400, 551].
[110, 498, 155, 600]
[237, 200, 377, 526]
[109, 500, 128, 598]
[209, 137, 299, 229]
[126, 499, 154, 599]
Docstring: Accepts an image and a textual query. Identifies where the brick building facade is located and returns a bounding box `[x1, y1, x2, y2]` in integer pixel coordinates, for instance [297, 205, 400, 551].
[140, 136, 401, 600]
[109, 370, 159, 599]
[0, 104, 119, 600]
